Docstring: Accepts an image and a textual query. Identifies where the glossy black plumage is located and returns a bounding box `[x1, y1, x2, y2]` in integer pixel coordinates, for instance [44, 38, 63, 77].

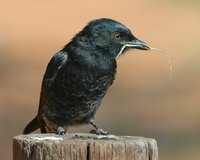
[23, 18, 150, 135]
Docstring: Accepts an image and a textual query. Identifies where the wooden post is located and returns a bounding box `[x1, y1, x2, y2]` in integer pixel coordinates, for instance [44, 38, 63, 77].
[13, 133, 158, 160]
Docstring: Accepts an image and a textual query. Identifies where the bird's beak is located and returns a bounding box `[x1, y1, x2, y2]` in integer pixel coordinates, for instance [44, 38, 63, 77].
[116, 38, 150, 58]
[125, 38, 150, 50]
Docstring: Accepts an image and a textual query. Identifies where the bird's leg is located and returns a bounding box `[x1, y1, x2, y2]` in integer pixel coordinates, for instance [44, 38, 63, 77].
[40, 126, 47, 133]
[89, 119, 108, 135]
[57, 126, 67, 135]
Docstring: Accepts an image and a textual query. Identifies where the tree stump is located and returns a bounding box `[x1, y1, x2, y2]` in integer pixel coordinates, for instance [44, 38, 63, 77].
[13, 133, 158, 160]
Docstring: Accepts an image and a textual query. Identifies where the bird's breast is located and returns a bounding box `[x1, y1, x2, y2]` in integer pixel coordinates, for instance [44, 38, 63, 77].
[52, 61, 116, 103]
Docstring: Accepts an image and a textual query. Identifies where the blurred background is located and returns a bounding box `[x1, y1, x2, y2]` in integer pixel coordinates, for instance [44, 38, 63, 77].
[0, 0, 200, 159]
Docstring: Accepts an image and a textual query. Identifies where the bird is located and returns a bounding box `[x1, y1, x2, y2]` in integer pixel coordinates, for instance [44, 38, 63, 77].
[23, 18, 150, 135]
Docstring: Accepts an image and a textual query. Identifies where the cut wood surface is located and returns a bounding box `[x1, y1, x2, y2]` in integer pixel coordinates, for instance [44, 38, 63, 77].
[13, 133, 158, 160]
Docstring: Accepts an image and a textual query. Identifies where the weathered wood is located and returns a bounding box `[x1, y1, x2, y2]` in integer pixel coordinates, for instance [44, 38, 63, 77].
[13, 133, 158, 160]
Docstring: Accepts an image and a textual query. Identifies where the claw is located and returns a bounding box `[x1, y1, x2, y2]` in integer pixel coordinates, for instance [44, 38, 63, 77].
[90, 129, 109, 135]
[57, 126, 66, 135]
[90, 129, 97, 134]
[89, 119, 109, 135]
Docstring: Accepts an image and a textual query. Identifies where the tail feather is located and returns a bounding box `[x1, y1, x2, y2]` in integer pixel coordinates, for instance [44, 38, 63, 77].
[23, 116, 39, 134]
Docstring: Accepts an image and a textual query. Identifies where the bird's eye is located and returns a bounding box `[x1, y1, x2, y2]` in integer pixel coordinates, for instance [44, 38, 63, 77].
[113, 32, 121, 41]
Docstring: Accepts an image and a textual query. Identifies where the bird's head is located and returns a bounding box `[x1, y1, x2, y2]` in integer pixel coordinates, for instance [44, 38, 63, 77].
[73, 18, 150, 58]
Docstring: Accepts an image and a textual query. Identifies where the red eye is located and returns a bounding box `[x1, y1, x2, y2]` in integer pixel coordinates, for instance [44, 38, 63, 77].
[113, 32, 121, 41]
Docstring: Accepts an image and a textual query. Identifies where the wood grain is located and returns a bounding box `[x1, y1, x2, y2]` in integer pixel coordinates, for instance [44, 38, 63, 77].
[13, 133, 158, 160]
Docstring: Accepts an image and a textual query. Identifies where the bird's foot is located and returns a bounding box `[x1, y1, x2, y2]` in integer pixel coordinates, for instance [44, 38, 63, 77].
[89, 119, 109, 135]
[57, 126, 67, 135]
[90, 128, 109, 135]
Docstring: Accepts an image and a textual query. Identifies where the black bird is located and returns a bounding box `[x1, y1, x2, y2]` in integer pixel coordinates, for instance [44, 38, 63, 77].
[23, 18, 150, 135]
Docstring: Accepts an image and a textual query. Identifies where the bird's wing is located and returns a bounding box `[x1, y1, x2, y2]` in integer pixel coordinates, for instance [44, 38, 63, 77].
[42, 51, 68, 90]
[38, 51, 68, 120]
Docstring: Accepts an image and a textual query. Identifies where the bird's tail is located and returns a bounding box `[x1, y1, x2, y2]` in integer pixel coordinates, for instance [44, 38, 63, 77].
[23, 116, 39, 134]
